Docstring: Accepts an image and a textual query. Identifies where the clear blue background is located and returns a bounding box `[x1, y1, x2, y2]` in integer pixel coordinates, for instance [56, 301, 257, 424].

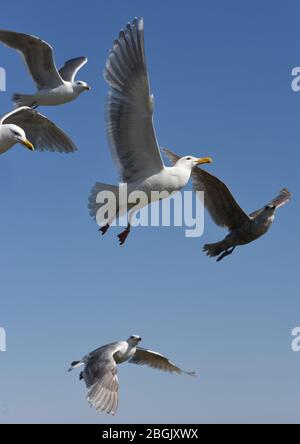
[0, 0, 299, 424]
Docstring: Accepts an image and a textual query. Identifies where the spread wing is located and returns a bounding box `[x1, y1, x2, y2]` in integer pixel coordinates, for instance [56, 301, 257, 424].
[0, 30, 63, 89]
[104, 17, 164, 183]
[83, 344, 120, 415]
[192, 168, 250, 229]
[249, 188, 292, 218]
[1, 107, 77, 153]
[163, 147, 250, 230]
[269, 188, 291, 208]
[58, 57, 87, 82]
[129, 347, 196, 376]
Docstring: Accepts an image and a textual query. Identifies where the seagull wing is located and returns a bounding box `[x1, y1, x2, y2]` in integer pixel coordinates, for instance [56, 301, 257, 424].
[269, 188, 291, 208]
[163, 147, 249, 230]
[2, 107, 77, 153]
[162, 147, 180, 164]
[129, 347, 196, 376]
[249, 188, 292, 218]
[58, 57, 88, 82]
[192, 168, 250, 229]
[0, 30, 63, 89]
[104, 17, 164, 183]
[0, 108, 19, 124]
[83, 343, 120, 415]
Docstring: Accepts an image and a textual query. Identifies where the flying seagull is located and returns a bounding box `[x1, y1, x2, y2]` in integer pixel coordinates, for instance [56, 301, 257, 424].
[0, 106, 77, 154]
[163, 147, 291, 261]
[69, 335, 195, 415]
[88, 17, 212, 245]
[0, 30, 90, 108]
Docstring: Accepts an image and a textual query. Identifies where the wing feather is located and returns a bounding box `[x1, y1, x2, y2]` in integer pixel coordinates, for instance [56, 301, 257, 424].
[129, 347, 196, 376]
[2, 107, 77, 153]
[269, 188, 291, 208]
[58, 57, 87, 82]
[162, 148, 249, 230]
[249, 188, 291, 218]
[0, 30, 63, 89]
[192, 168, 250, 229]
[104, 17, 164, 183]
[82, 343, 120, 415]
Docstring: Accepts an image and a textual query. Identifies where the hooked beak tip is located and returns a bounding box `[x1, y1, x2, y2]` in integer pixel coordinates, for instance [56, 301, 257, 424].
[196, 157, 213, 165]
[22, 139, 34, 151]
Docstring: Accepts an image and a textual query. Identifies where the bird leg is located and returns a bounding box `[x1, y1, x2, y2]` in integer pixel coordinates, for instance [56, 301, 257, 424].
[99, 223, 110, 235]
[117, 224, 131, 246]
[216, 247, 236, 262]
[99, 212, 119, 236]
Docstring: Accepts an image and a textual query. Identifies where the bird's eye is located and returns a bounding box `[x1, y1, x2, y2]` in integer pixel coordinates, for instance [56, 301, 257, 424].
[12, 131, 20, 136]
[186, 157, 191, 160]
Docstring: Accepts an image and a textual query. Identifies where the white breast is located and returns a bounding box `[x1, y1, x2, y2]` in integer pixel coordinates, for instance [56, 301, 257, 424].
[139, 166, 191, 195]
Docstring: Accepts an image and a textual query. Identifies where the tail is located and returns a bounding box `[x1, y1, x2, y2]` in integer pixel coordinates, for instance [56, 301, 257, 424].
[68, 360, 83, 372]
[12, 93, 37, 108]
[203, 240, 228, 257]
[88, 182, 119, 225]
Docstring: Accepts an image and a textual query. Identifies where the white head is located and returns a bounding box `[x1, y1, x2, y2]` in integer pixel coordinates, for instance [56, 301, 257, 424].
[73, 80, 91, 93]
[1, 124, 34, 151]
[127, 335, 142, 346]
[175, 155, 213, 170]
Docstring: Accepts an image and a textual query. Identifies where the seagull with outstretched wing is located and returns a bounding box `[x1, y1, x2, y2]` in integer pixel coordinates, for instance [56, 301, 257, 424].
[88, 17, 212, 245]
[0, 30, 90, 108]
[0, 106, 77, 154]
[69, 335, 195, 415]
[163, 148, 291, 261]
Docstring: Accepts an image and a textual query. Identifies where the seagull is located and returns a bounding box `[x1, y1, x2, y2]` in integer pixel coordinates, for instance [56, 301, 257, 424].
[0, 106, 77, 154]
[0, 30, 90, 108]
[69, 335, 195, 415]
[88, 17, 212, 245]
[163, 147, 291, 261]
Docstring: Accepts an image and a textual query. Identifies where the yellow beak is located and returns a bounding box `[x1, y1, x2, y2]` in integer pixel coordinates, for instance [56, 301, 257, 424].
[84, 85, 91, 91]
[22, 139, 35, 151]
[196, 157, 213, 165]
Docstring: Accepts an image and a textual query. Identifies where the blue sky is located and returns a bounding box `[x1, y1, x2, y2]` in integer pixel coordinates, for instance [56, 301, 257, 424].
[0, 0, 299, 424]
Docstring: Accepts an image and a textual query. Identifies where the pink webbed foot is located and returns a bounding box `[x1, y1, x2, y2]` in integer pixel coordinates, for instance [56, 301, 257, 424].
[117, 228, 130, 245]
[99, 224, 110, 235]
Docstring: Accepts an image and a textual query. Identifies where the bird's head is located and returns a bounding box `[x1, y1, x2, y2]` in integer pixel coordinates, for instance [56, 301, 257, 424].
[7, 124, 34, 151]
[127, 335, 142, 346]
[175, 155, 213, 170]
[74, 80, 91, 93]
[264, 204, 276, 212]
